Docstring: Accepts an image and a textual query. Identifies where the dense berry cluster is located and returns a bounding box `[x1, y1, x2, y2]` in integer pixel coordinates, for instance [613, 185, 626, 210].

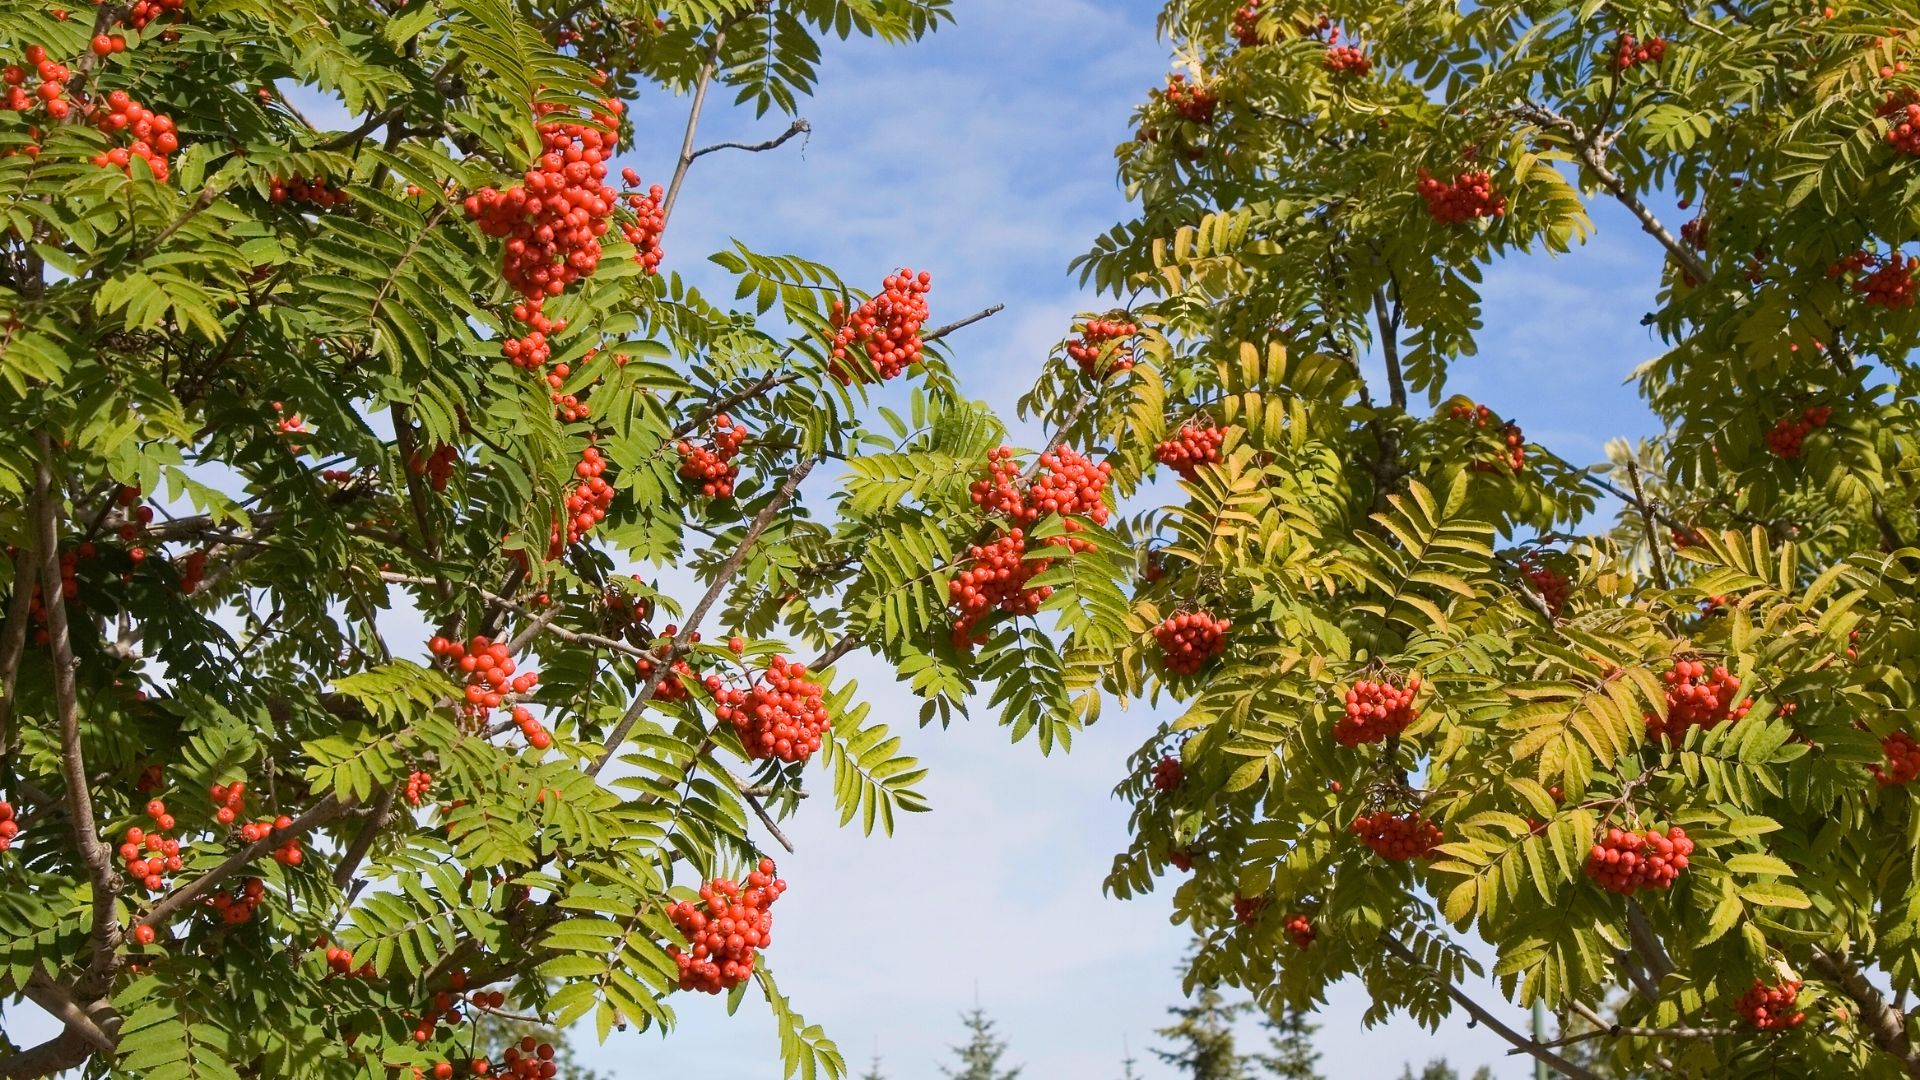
[208, 877, 268, 926]
[1418, 169, 1506, 224]
[710, 656, 830, 763]
[1609, 33, 1668, 71]
[1324, 44, 1371, 77]
[1645, 659, 1750, 742]
[1680, 216, 1708, 252]
[86, 88, 179, 181]
[1154, 423, 1225, 480]
[1231, 2, 1267, 46]
[1736, 980, 1805, 1031]
[431, 635, 540, 710]
[1830, 250, 1919, 308]
[1352, 811, 1443, 860]
[555, 445, 613, 552]
[3, 45, 72, 120]
[1520, 557, 1570, 617]
[0, 801, 15, 851]
[828, 270, 933, 383]
[123, 0, 187, 30]
[1872, 731, 1920, 785]
[464, 101, 624, 304]
[1880, 90, 1920, 156]
[1584, 825, 1693, 894]
[1154, 611, 1231, 675]
[119, 802, 183, 893]
[1151, 755, 1184, 792]
[951, 446, 1112, 647]
[1448, 401, 1526, 472]
[404, 770, 434, 806]
[1764, 404, 1832, 459]
[677, 415, 747, 499]
[1337, 677, 1420, 746]
[667, 860, 786, 994]
[1283, 913, 1315, 950]
[1067, 316, 1138, 377]
[493, 1036, 563, 1079]
[1159, 74, 1217, 124]
[269, 175, 349, 208]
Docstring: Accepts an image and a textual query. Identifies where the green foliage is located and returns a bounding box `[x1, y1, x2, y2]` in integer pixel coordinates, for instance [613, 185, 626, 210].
[938, 1006, 1022, 1080]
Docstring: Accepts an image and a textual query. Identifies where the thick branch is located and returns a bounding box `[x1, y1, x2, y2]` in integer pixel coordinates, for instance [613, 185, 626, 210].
[588, 454, 821, 777]
[0, 1028, 97, 1080]
[1811, 946, 1920, 1078]
[32, 439, 119, 978]
[1624, 900, 1675, 986]
[1380, 934, 1602, 1080]
[0, 514, 37, 757]
[1625, 462, 1672, 591]
[331, 785, 397, 891]
[1371, 286, 1406, 411]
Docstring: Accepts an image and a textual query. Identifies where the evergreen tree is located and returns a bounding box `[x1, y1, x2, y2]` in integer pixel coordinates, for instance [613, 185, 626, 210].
[859, 1051, 889, 1080]
[1119, 1035, 1144, 1080]
[941, 1007, 1022, 1080]
[1250, 1006, 1322, 1080]
[1153, 983, 1253, 1080]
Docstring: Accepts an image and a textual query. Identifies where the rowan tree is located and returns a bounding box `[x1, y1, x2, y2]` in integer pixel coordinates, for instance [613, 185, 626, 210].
[987, 0, 1920, 1077]
[0, 0, 1104, 1077]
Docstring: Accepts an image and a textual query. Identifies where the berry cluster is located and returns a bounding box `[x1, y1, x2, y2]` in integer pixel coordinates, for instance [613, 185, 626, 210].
[208, 877, 268, 926]
[3, 45, 72, 120]
[1418, 169, 1506, 225]
[463, 100, 624, 305]
[0, 801, 18, 851]
[1232, 895, 1267, 927]
[1880, 91, 1920, 156]
[1871, 731, 1920, 785]
[238, 810, 302, 867]
[554, 445, 613, 552]
[1231, 2, 1267, 46]
[1154, 423, 1225, 480]
[409, 444, 458, 492]
[1645, 659, 1750, 742]
[1680, 216, 1708, 252]
[1151, 755, 1184, 792]
[431, 636, 541, 711]
[1447, 401, 1525, 472]
[636, 653, 694, 703]
[1153, 611, 1231, 675]
[710, 656, 830, 763]
[616, 168, 666, 273]
[1583, 825, 1693, 894]
[1735, 979, 1805, 1031]
[677, 415, 747, 499]
[667, 859, 786, 994]
[86, 89, 179, 182]
[1860, 255, 1918, 309]
[1283, 912, 1315, 950]
[947, 530, 1048, 649]
[828, 270, 933, 383]
[951, 446, 1112, 647]
[1324, 44, 1371, 77]
[119, 802, 183, 893]
[1520, 557, 1570, 618]
[492, 1036, 562, 1079]
[269, 175, 349, 209]
[123, 0, 186, 30]
[1351, 811, 1443, 860]
[321, 940, 377, 978]
[1764, 404, 1832, 459]
[1609, 33, 1668, 71]
[1067, 317, 1138, 378]
[1337, 677, 1421, 746]
[1159, 74, 1217, 124]
[177, 549, 207, 595]
[405, 770, 434, 806]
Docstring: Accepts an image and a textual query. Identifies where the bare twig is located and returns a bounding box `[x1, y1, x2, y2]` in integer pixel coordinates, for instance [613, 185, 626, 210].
[661, 28, 725, 223]
[731, 773, 794, 853]
[689, 118, 810, 161]
[1625, 462, 1672, 591]
[1811, 946, 1920, 1078]
[1379, 933, 1602, 1080]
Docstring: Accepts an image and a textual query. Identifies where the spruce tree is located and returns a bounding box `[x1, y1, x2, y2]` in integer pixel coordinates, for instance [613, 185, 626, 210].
[1153, 983, 1252, 1080]
[940, 1007, 1022, 1080]
[1397, 1061, 1496, 1080]
[1251, 1006, 1322, 1080]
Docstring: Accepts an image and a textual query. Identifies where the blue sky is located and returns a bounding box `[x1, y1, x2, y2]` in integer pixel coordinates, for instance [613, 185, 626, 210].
[594, 1, 1673, 1078]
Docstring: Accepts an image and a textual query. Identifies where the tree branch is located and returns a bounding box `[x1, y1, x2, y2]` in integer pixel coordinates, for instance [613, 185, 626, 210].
[1371, 285, 1406, 410]
[689, 118, 810, 161]
[1811, 946, 1920, 1078]
[1380, 933, 1602, 1080]
[32, 438, 119, 979]
[137, 794, 348, 930]
[588, 454, 822, 777]
[1625, 461, 1672, 591]
[661, 27, 725, 224]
